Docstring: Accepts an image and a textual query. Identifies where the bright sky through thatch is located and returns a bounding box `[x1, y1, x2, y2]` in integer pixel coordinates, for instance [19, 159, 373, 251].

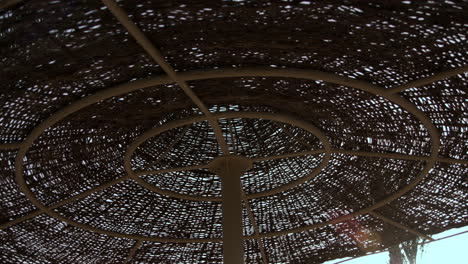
[324, 226, 468, 264]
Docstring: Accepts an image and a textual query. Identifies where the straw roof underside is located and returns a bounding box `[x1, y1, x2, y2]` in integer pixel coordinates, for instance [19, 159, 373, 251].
[0, 0, 467, 263]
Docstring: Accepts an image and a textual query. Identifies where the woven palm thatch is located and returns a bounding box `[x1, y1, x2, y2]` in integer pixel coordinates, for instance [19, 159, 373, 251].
[0, 0, 467, 263]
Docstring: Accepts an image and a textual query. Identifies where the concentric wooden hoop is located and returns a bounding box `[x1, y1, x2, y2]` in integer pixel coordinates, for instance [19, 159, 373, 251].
[14, 67, 440, 242]
[124, 111, 332, 202]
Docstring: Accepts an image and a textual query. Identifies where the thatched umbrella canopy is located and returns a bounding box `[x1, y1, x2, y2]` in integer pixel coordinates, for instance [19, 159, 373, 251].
[1, 0, 467, 263]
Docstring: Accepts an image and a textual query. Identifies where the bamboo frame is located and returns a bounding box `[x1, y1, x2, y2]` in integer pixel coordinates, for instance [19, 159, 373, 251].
[3, 0, 466, 257]
[101, 0, 229, 155]
[0, 1, 466, 263]
[123, 240, 142, 264]
[5, 65, 447, 243]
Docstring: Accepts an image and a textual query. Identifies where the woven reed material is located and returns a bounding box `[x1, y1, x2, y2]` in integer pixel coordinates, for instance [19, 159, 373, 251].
[1, 0, 467, 263]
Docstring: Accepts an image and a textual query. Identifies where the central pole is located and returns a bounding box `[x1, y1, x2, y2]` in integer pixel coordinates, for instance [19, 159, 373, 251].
[208, 156, 252, 264]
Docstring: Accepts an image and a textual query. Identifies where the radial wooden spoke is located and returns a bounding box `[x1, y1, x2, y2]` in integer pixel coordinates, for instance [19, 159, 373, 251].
[28, 206, 224, 243]
[252, 149, 325, 162]
[247, 82, 442, 238]
[369, 211, 434, 241]
[123, 240, 142, 264]
[333, 149, 468, 164]
[333, 149, 428, 161]
[275, 123, 317, 149]
[328, 173, 434, 242]
[133, 162, 218, 202]
[48, 176, 131, 209]
[437, 156, 468, 165]
[101, 0, 229, 155]
[135, 164, 210, 177]
[325, 169, 435, 242]
[387, 65, 468, 94]
[248, 152, 331, 200]
[146, 126, 190, 169]
[133, 178, 221, 202]
[242, 190, 268, 264]
[0, 210, 43, 230]
[1, 176, 130, 229]
[249, 153, 438, 239]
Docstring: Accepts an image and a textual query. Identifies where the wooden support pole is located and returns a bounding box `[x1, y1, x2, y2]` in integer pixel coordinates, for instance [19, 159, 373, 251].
[208, 156, 252, 264]
[369, 211, 434, 241]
